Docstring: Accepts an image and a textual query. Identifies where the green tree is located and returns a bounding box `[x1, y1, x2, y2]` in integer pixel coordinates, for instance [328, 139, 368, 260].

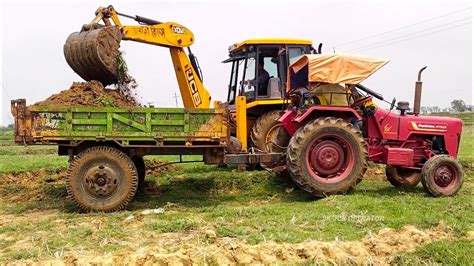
[450, 99, 467, 112]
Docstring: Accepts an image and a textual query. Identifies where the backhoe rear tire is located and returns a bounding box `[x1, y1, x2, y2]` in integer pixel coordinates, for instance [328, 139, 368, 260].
[250, 110, 285, 169]
[66, 146, 138, 212]
[385, 166, 421, 187]
[250, 110, 283, 152]
[286, 117, 367, 196]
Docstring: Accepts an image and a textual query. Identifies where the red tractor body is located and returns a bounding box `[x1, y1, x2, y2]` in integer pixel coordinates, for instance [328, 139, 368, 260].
[276, 53, 464, 197]
[367, 108, 463, 164]
[280, 105, 463, 169]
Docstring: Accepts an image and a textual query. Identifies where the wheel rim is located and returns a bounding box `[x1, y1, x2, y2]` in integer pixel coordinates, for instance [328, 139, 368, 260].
[306, 134, 355, 183]
[265, 124, 283, 151]
[83, 163, 120, 198]
[432, 164, 457, 190]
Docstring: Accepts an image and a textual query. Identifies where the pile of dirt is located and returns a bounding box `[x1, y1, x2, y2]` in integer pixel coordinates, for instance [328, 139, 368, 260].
[34, 80, 139, 107]
[0, 169, 65, 185]
[17, 222, 457, 265]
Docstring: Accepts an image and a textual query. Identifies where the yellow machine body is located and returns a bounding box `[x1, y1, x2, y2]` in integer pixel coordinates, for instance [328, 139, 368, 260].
[64, 6, 315, 152]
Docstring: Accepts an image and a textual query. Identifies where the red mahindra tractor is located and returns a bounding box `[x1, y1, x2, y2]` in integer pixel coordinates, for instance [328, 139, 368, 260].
[274, 54, 464, 197]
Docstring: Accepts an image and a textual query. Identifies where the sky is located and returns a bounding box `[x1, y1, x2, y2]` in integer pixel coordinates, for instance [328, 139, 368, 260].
[1, 0, 472, 125]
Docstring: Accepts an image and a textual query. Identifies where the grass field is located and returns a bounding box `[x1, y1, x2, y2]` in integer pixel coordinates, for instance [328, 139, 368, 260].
[0, 113, 473, 264]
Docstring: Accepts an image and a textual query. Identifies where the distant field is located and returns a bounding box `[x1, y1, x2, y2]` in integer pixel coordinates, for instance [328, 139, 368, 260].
[432, 112, 473, 163]
[0, 113, 472, 264]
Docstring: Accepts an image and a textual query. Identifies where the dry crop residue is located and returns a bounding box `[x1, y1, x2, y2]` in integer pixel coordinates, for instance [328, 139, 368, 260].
[34, 81, 139, 107]
[14, 222, 468, 265]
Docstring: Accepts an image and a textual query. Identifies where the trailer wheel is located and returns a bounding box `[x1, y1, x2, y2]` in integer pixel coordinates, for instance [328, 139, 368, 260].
[66, 146, 138, 212]
[132, 156, 146, 192]
[286, 117, 367, 196]
[250, 110, 284, 168]
[421, 155, 464, 197]
[385, 166, 421, 187]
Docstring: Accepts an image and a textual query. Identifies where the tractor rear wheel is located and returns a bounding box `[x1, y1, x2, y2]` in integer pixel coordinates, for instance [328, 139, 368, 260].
[286, 117, 367, 196]
[385, 166, 421, 187]
[66, 146, 138, 212]
[421, 155, 464, 197]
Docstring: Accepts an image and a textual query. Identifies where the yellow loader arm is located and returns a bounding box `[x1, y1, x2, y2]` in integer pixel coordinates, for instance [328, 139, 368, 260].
[64, 5, 211, 108]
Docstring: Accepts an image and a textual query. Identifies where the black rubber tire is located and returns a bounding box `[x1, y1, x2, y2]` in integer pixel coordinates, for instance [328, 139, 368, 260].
[250, 110, 283, 152]
[385, 166, 421, 187]
[286, 117, 367, 196]
[66, 146, 138, 212]
[132, 156, 146, 192]
[421, 155, 464, 197]
[250, 110, 286, 170]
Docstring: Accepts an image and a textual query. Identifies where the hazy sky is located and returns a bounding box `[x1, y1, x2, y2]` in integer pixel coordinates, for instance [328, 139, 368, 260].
[1, 0, 472, 125]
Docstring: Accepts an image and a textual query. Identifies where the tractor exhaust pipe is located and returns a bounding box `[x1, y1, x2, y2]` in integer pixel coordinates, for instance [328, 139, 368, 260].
[413, 66, 427, 116]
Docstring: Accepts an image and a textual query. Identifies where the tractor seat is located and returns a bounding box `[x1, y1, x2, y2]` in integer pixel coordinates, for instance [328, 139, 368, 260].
[267, 77, 282, 98]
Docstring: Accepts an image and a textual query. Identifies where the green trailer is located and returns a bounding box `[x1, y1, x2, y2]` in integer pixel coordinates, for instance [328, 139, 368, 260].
[11, 99, 229, 154]
[11, 99, 278, 211]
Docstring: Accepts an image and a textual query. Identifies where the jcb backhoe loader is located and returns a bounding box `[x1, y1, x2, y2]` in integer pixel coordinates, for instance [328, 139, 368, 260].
[63, 5, 315, 155]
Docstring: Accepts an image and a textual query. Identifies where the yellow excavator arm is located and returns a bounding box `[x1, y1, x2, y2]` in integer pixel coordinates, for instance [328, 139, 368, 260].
[64, 5, 211, 108]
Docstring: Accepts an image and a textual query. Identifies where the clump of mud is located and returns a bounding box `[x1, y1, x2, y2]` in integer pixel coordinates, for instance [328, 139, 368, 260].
[34, 80, 139, 107]
[145, 159, 181, 177]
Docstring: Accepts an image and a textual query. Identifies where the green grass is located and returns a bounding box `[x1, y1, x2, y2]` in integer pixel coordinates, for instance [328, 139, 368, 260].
[431, 112, 473, 163]
[0, 130, 14, 146]
[0, 113, 473, 263]
[393, 239, 474, 264]
[0, 145, 57, 156]
[0, 155, 67, 173]
[0, 166, 472, 262]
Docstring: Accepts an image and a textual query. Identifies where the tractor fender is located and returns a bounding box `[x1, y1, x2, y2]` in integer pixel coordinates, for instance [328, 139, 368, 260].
[280, 106, 362, 136]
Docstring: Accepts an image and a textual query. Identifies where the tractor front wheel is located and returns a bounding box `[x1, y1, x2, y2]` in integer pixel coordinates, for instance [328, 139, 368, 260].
[385, 166, 421, 187]
[286, 117, 367, 196]
[421, 155, 464, 197]
[66, 146, 138, 212]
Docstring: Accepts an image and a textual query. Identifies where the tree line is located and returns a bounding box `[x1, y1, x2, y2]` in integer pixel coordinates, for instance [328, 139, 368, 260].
[421, 99, 472, 114]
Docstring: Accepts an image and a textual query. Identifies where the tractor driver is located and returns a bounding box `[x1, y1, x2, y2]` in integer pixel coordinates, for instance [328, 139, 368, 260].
[241, 58, 270, 96]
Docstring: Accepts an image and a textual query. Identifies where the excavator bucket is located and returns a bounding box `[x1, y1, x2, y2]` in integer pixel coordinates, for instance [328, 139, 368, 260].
[64, 26, 122, 86]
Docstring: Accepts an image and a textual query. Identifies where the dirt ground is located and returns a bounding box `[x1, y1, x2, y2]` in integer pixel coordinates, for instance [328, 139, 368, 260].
[34, 81, 139, 107]
[13, 221, 472, 265]
[0, 159, 177, 186]
[364, 164, 386, 180]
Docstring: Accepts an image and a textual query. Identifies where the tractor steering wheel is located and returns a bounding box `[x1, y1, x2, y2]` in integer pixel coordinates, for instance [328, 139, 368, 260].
[351, 96, 373, 108]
